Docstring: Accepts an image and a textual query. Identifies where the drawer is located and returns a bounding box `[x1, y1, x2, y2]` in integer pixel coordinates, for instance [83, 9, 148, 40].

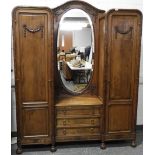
[57, 127, 100, 137]
[57, 117, 100, 127]
[56, 106, 100, 117]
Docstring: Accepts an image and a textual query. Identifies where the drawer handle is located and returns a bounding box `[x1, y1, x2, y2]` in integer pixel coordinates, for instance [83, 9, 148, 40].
[63, 129, 66, 135]
[91, 119, 95, 125]
[63, 120, 66, 126]
[91, 128, 94, 133]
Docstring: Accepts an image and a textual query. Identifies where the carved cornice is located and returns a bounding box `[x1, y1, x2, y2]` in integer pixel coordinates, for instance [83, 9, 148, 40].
[53, 0, 105, 23]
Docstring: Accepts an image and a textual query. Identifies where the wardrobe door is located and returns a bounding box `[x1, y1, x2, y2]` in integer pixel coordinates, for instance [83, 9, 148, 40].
[13, 7, 54, 145]
[105, 10, 142, 140]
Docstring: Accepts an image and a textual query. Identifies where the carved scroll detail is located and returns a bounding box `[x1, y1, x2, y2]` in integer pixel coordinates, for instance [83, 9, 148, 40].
[23, 24, 44, 38]
[115, 26, 133, 39]
[53, 1, 99, 23]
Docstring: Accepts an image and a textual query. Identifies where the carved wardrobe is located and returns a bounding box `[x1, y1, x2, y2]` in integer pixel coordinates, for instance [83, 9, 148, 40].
[12, 1, 142, 153]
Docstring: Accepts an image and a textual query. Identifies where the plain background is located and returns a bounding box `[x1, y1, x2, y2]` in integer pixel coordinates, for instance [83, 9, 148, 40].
[0, 0, 152, 155]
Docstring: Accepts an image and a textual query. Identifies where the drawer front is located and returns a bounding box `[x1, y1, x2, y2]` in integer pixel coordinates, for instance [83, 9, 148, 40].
[57, 107, 100, 117]
[57, 118, 100, 127]
[57, 127, 100, 137]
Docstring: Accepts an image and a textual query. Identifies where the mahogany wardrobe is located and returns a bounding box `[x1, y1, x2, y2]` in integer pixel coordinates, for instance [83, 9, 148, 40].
[12, 0, 142, 154]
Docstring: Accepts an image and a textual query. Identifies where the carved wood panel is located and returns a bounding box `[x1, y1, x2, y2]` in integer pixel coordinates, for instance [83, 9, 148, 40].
[109, 15, 137, 100]
[108, 104, 132, 133]
[19, 14, 48, 101]
[22, 106, 49, 137]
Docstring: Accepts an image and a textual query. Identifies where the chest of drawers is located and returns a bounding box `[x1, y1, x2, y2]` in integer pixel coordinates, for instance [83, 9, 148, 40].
[55, 97, 102, 142]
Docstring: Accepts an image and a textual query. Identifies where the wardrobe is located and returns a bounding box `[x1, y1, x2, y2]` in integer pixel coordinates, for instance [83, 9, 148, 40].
[12, 1, 142, 154]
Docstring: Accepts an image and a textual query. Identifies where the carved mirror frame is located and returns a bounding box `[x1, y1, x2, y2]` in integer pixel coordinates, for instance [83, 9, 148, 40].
[53, 0, 105, 96]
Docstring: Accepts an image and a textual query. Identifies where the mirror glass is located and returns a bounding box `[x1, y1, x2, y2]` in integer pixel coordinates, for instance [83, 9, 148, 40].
[57, 9, 94, 93]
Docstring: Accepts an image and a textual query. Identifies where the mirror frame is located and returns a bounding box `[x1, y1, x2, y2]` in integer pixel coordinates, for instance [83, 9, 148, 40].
[53, 0, 105, 96]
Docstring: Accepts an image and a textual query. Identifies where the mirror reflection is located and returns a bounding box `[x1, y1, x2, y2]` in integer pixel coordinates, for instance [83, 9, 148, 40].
[57, 9, 94, 93]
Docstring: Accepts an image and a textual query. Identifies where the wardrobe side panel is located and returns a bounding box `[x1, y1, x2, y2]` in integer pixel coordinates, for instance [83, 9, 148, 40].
[13, 8, 53, 145]
[105, 10, 142, 139]
[98, 14, 106, 100]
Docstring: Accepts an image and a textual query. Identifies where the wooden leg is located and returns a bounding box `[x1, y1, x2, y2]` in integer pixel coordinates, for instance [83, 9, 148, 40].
[131, 139, 137, 147]
[100, 142, 106, 150]
[16, 147, 22, 154]
[16, 137, 22, 154]
[51, 145, 57, 152]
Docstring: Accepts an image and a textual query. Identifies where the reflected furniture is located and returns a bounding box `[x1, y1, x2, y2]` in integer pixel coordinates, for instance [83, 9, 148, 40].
[62, 61, 73, 80]
[12, 0, 142, 154]
[58, 53, 77, 80]
[67, 61, 92, 70]
[67, 61, 92, 83]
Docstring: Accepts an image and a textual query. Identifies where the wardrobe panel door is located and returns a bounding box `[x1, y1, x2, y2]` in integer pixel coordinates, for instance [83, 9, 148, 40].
[23, 107, 49, 137]
[13, 7, 53, 144]
[105, 10, 142, 136]
[108, 104, 131, 132]
[20, 14, 48, 102]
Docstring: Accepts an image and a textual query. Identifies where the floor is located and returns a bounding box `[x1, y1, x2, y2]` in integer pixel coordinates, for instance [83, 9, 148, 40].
[60, 70, 88, 92]
[11, 130, 143, 155]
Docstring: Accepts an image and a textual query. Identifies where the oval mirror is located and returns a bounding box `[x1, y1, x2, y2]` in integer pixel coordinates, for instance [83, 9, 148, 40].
[57, 9, 94, 93]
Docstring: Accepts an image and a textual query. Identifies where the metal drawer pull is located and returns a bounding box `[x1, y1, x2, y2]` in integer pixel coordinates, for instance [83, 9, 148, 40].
[63, 120, 66, 125]
[63, 129, 66, 135]
[90, 128, 94, 133]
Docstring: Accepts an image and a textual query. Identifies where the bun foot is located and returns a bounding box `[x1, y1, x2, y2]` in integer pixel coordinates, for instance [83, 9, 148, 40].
[51, 145, 57, 152]
[131, 140, 137, 147]
[16, 147, 22, 154]
[100, 142, 106, 150]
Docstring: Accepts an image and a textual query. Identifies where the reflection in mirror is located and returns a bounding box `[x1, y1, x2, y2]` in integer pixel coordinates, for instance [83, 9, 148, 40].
[57, 9, 94, 93]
